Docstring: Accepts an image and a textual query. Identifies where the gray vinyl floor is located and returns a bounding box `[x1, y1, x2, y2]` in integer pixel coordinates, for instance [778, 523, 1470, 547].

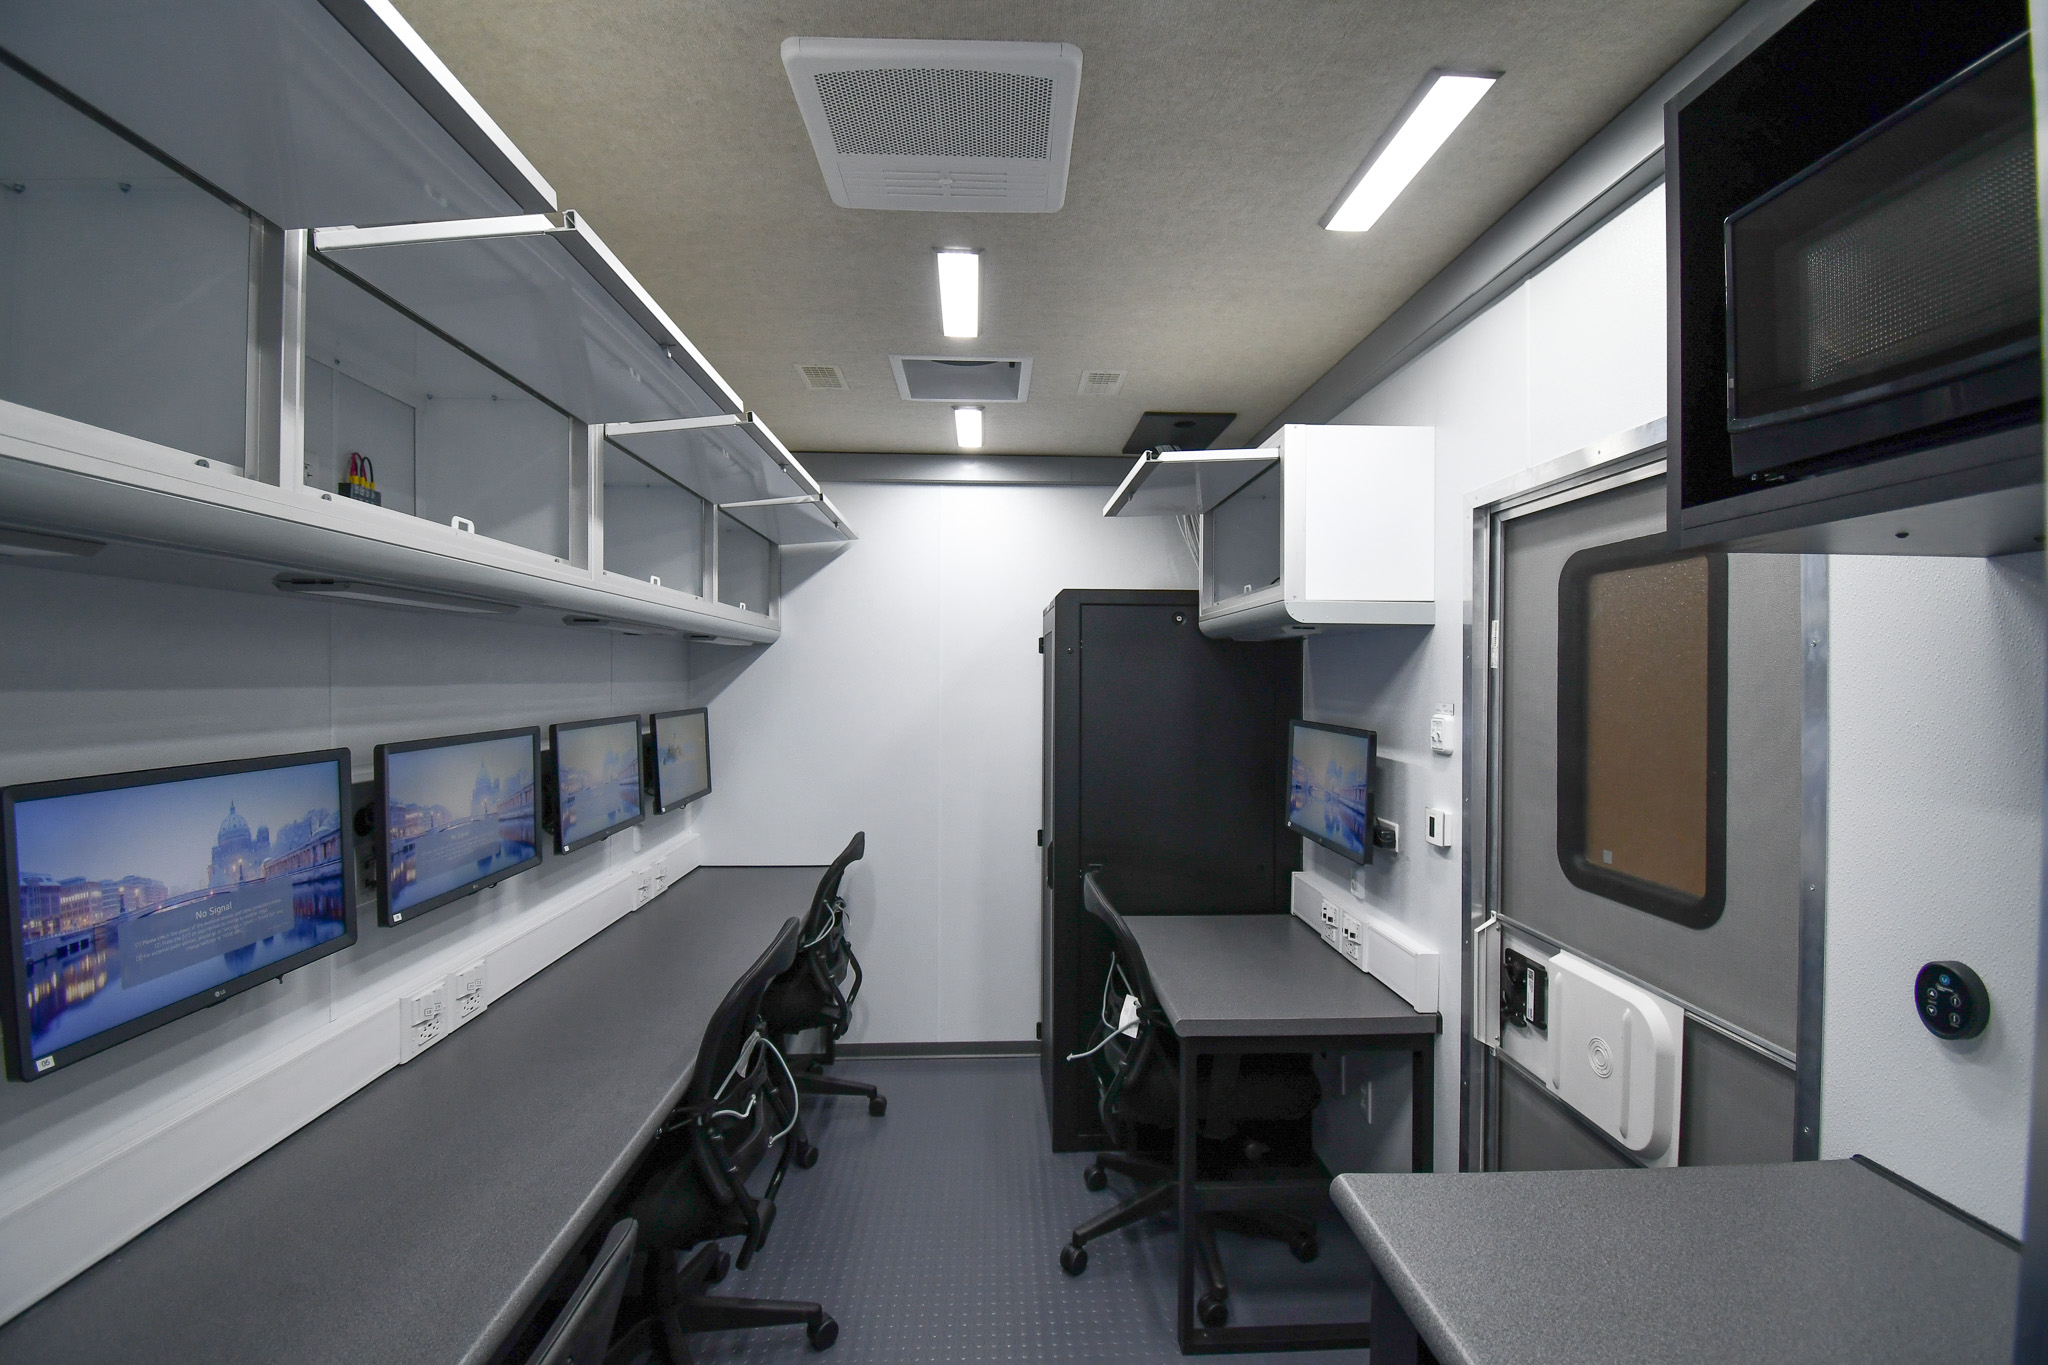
[675, 1056, 1375, 1363]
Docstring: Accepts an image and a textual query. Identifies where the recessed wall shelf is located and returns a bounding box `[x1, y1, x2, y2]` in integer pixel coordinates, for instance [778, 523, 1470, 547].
[1106, 424, 1435, 639]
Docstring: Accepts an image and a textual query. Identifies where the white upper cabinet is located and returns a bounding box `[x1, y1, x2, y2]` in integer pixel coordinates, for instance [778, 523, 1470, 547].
[1106, 424, 1434, 639]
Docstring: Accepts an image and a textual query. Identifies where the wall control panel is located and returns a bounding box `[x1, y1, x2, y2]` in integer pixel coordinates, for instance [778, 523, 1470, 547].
[1916, 961, 1989, 1040]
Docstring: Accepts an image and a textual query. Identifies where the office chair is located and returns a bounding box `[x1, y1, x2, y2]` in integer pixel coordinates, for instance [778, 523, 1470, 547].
[1060, 871, 1322, 1328]
[760, 832, 886, 1132]
[617, 917, 838, 1363]
[525, 1218, 636, 1365]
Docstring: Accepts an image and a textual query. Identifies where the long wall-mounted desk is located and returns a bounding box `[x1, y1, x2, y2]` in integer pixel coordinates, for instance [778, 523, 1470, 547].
[0, 864, 824, 1364]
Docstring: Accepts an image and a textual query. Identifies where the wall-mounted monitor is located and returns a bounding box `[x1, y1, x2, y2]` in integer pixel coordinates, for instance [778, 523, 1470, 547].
[375, 728, 541, 926]
[547, 715, 645, 855]
[1286, 719, 1377, 865]
[648, 708, 711, 813]
[3, 750, 356, 1081]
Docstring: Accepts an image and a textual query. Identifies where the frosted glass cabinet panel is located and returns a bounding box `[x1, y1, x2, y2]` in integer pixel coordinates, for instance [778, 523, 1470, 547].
[604, 443, 707, 593]
[0, 59, 253, 466]
[1204, 461, 1282, 606]
[304, 259, 574, 559]
[716, 513, 775, 616]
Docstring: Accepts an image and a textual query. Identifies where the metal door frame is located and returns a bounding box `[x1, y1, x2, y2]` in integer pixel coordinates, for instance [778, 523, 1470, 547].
[1458, 417, 1827, 1171]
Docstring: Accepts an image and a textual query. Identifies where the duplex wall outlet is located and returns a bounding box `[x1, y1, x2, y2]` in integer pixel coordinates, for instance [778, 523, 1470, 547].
[1338, 912, 1365, 968]
[399, 982, 449, 1062]
[651, 855, 673, 894]
[634, 870, 654, 907]
[447, 960, 487, 1026]
[1317, 900, 1341, 948]
[1429, 707, 1455, 755]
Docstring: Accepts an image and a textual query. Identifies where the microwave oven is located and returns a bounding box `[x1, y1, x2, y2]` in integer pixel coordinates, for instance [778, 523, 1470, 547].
[1722, 34, 2037, 482]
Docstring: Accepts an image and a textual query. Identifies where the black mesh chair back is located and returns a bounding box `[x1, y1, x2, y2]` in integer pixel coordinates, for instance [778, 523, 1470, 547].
[801, 830, 866, 939]
[526, 1218, 636, 1365]
[682, 917, 802, 1110]
[1080, 871, 1161, 1016]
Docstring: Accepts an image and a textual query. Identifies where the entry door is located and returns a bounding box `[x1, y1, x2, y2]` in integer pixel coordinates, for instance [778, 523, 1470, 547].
[1490, 471, 1802, 1169]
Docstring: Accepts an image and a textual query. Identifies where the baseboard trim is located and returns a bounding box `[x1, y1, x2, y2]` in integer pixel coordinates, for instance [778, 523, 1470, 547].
[836, 1040, 1038, 1060]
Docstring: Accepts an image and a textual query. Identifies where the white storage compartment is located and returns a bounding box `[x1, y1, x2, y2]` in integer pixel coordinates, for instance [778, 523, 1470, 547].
[1105, 424, 1435, 639]
[602, 440, 709, 595]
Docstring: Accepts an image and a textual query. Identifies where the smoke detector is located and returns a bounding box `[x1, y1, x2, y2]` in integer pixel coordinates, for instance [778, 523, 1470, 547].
[782, 37, 1083, 213]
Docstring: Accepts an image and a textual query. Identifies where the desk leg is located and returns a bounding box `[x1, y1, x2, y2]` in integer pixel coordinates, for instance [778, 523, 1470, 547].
[1369, 1260, 1421, 1365]
[1177, 1040, 1199, 1353]
[1412, 1039, 1435, 1174]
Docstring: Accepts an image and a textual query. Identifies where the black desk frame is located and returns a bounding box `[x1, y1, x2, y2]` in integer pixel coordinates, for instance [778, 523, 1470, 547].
[1174, 1028, 1436, 1355]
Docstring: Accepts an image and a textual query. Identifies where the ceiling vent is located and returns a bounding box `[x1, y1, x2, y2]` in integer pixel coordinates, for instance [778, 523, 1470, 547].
[782, 38, 1083, 213]
[891, 355, 1032, 402]
[1078, 370, 1125, 398]
[798, 364, 848, 391]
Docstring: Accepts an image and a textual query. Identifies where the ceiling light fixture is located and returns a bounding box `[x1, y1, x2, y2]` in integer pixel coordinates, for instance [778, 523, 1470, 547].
[954, 405, 984, 449]
[1323, 71, 1498, 233]
[936, 249, 980, 338]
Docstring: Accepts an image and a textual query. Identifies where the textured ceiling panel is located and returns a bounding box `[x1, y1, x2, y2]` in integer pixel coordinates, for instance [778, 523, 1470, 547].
[388, 0, 1744, 456]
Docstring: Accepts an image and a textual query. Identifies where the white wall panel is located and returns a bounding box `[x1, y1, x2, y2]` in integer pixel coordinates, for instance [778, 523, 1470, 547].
[691, 482, 1191, 1044]
[0, 559, 695, 1322]
[1822, 554, 2044, 1234]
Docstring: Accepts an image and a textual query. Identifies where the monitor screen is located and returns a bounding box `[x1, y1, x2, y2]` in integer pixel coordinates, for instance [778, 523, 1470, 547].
[1286, 719, 1377, 865]
[376, 728, 540, 925]
[549, 716, 645, 854]
[3, 750, 355, 1080]
[650, 709, 711, 813]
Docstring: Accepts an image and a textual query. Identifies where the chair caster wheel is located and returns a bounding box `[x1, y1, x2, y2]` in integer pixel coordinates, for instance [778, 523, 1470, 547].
[1290, 1234, 1320, 1263]
[795, 1141, 820, 1169]
[1197, 1290, 1230, 1327]
[807, 1313, 838, 1350]
[868, 1096, 887, 1117]
[1083, 1164, 1108, 1192]
[1060, 1243, 1088, 1276]
[705, 1248, 731, 1285]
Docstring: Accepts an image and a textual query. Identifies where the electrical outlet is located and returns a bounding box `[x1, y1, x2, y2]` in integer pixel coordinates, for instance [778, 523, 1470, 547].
[1372, 818, 1399, 853]
[635, 871, 654, 907]
[1430, 706, 1455, 755]
[399, 981, 449, 1062]
[1339, 912, 1365, 968]
[1317, 901, 1341, 948]
[447, 960, 487, 1027]
[652, 855, 672, 894]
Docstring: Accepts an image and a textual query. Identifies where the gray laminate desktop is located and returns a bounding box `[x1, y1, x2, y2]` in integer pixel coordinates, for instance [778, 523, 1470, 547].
[1332, 1160, 2021, 1365]
[1124, 914, 1439, 1041]
[0, 864, 823, 1365]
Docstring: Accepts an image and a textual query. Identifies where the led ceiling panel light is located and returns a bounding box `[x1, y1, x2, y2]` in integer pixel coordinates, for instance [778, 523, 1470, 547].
[1324, 71, 1498, 233]
[937, 249, 980, 337]
[954, 405, 984, 449]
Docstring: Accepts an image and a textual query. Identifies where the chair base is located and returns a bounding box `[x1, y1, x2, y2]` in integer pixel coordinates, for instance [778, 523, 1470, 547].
[786, 1052, 888, 1117]
[1062, 1157, 1318, 1325]
[632, 1241, 837, 1364]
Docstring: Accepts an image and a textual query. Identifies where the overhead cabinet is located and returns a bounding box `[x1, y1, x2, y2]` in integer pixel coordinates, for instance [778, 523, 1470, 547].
[0, 0, 850, 643]
[1106, 424, 1435, 639]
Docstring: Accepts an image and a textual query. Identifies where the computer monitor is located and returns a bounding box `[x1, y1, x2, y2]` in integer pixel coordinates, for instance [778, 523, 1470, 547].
[2, 749, 356, 1081]
[1286, 719, 1377, 865]
[375, 728, 541, 926]
[648, 708, 711, 813]
[547, 716, 645, 855]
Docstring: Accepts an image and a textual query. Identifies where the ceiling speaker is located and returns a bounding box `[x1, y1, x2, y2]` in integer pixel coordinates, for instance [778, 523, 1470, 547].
[783, 38, 1082, 213]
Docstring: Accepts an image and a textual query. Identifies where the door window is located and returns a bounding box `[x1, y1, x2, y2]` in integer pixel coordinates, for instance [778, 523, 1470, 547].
[1555, 534, 1727, 927]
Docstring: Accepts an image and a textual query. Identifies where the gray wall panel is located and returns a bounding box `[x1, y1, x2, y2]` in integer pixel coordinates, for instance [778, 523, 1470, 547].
[1679, 1022, 1796, 1166]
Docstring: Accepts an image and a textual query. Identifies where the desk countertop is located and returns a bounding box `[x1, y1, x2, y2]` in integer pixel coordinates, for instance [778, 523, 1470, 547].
[0, 864, 822, 1365]
[1124, 914, 1438, 1041]
[1332, 1160, 2020, 1365]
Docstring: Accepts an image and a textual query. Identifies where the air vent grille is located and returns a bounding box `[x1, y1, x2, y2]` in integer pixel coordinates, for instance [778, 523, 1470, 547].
[799, 364, 848, 391]
[816, 68, 1053, 160]
[1078, 370, 1125, 397]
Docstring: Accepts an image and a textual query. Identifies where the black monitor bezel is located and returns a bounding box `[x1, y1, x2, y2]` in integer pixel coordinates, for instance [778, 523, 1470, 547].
[1285, 718, 1378, 867]
[646, 708, 712, 814]
[374, 726, 543, 927]
[546, 714, 648, 855]
[2, 747, 358, 1082]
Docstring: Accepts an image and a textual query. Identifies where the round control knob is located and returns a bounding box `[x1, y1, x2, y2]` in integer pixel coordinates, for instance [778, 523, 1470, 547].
[1915, 961, 1988, 1041]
